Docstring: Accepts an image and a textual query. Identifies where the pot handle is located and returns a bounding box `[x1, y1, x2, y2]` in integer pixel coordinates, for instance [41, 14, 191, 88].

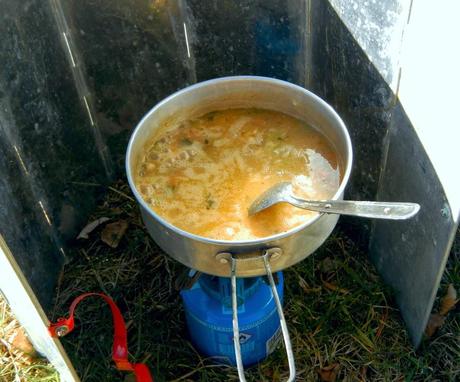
[228, 249, 296, 382]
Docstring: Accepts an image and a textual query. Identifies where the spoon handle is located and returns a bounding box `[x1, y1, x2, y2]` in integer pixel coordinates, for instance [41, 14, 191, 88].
[289, 197, 420, 220]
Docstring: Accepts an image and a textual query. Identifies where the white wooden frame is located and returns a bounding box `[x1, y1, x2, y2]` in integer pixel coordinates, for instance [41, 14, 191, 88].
[0, 235, 79, 382]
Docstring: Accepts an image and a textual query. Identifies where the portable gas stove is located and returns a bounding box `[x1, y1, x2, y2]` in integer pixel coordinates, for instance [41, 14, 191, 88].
[181, 270, 284, 366]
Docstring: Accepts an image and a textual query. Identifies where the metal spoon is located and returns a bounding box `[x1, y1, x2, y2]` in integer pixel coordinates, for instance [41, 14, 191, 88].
[248, 182, 420, 220]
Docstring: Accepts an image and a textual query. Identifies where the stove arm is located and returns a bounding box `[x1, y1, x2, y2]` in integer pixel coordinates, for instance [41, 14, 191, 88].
[228, 250, 296, 382]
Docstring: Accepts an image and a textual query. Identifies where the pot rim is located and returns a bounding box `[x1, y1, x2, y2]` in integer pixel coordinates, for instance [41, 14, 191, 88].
[126, 75, 353, 247]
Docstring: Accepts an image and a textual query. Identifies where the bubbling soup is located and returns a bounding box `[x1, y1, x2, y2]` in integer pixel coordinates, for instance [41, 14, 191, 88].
[134, 108, 341, 240]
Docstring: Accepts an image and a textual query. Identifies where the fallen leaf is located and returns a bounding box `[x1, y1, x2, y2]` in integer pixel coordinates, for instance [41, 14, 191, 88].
[439, 284, 458, 316]
[101, 220, 129, 248]
[77, 217, 110, 239]
[425, 313, 445, 337]
[323, 281, 349, 294]
[318, 257, 340, 274]
[7, 327, 36, 356]
[317, 363, 340, 382]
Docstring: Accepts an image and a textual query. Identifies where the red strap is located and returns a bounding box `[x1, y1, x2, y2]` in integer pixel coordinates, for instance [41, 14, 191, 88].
[48, 293, 153, 382]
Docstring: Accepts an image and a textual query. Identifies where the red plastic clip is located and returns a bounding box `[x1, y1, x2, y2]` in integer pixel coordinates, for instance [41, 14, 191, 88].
[48, 293, 153, 382]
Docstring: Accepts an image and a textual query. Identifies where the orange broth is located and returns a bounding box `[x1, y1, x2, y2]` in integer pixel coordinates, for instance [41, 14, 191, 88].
[134, 108, 340, 240]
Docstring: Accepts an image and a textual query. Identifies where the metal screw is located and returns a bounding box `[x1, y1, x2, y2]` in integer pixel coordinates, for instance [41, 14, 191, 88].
[55, 326, 69, 337]
[440, 205, 450, 218]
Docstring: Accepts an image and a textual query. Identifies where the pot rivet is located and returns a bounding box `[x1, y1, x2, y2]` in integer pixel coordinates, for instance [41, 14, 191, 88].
[266, 247, 282, 261]
[271, 252, 281, 260]
[215, 252, 231, 264]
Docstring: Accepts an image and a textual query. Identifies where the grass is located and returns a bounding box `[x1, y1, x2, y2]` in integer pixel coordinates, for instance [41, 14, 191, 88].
[0, 294, 59, 382]
[50, 180, 459, 381]
[9, 179, 457, 381]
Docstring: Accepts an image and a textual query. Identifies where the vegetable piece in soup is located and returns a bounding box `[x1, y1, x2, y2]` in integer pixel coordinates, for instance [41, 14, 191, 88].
[134, 108, 341, 240]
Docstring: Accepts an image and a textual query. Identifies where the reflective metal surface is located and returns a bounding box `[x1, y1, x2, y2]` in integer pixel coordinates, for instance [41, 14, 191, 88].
[370, 103, 459, 346]
[248, 181, 420, 219]
[126, 76, 352, 277]
[0, 0, 395, 303]
[1, 0, 456, 354]
[329, 0, 412, 90]
[228, 250, 296, 382]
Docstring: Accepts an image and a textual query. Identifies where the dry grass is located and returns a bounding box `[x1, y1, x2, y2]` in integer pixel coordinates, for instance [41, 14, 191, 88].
[50, 181, 459, 381]
[5, 180, 457, 381]
[0, 294, 59, 382]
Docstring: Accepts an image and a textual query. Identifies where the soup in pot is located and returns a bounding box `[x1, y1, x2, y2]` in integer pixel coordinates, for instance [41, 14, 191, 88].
[134, 108, 341, 240]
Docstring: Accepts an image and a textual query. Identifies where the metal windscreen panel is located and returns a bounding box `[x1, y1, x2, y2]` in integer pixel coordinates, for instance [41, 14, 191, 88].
[0, 0, 110, 308]
[370, 103, 458, 346]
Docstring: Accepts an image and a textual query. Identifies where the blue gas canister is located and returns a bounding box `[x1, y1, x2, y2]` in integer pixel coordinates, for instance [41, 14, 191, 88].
[180, 272, 284, 366]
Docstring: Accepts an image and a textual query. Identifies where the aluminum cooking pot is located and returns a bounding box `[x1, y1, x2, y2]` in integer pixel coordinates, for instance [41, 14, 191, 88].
[126, 76, 352, 277]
